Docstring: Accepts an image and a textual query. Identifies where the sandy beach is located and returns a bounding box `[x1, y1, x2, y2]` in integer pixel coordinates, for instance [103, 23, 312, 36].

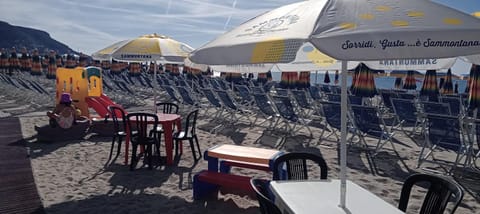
[0, 86, 479, 214]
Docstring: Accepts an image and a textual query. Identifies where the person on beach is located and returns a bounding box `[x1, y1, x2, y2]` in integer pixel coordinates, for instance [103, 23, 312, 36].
[46, 93, 82, 129]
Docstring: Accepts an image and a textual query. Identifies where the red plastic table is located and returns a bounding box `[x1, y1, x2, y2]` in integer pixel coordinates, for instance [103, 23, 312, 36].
[124, 113, 182, 166]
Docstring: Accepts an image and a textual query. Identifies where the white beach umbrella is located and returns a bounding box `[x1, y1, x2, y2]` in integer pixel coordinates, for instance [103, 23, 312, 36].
[92, 33, 194, 62]
[189, 0, 480, 210]
[92, 34, 194, 111]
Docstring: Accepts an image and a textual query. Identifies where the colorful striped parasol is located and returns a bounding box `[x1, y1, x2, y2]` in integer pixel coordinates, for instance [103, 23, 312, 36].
[403, 70, 417, 90]
[420, 69, 439, 101]
[350, 63, 377, 98]
[468, 64, 480, 110]
[257, 72, 268, 84]
[324, 71, 331, 84]
[280, 71, 299, 89]
[298, 71, 310, 89]
[441, 69, 454, 95]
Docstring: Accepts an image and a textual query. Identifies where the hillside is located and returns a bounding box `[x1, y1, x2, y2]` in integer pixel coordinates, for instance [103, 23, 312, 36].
[0, 21, 74, 53]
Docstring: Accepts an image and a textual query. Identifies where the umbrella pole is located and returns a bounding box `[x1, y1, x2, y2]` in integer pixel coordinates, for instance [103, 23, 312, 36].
[340, 60, 347, 209]
[315, 71, 318, 85]
[154, 61, 158, 113]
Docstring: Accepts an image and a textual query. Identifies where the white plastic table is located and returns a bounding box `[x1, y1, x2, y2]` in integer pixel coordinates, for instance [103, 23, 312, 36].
[269, 179, 405, 214]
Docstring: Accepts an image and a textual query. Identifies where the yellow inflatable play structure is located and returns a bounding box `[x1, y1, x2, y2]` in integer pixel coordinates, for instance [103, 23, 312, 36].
[55, 66, 103, 118]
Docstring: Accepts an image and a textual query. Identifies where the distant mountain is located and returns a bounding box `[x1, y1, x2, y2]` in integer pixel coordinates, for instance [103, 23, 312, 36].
[0, 21, 75, 53]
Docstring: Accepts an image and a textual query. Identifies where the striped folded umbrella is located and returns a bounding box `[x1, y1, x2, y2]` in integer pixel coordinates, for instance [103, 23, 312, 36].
[257, 72, 268, 84]
[403, 70, 417, 90]
[468, 64, 480, 110]
[394, 77, 403, 89]
[324, 71, 331, 84]
[280, 71, 298, 89]
[298, 71, 310, 89]
[465, 65, 476, 93]
[350, 63, 377, 98]
[420, 69, 439, 101]
[441, 69, 454, 95]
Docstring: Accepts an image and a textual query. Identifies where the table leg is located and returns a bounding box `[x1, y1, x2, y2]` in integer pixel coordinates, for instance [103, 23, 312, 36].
[164, 121, 174, 165]
[124, 125, 130, 165]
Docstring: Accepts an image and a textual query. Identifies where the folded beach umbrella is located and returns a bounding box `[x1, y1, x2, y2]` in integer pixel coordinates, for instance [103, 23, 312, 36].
[257, 72, 268, 84]
[189, 0, 480, 209]
[454, 82, 459, 94]
[468, 64, 480, 110]
[394, 77, 403, 89]
[441, 69, 454, 95]
[280, 71, 298, 89]
[403, 70, 417, 90]
[465, 65, 475, 93]
[350, 63, 377, 98]
[324, 70, 331, 84]
[298, 71, 311, 89]
[420, 70, 439, 101]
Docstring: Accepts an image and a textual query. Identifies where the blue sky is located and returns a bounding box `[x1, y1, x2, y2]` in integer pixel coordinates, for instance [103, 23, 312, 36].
[0, 0, 479, 74]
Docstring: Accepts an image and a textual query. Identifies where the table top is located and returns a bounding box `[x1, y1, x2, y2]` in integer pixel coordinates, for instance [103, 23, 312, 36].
[270, 179, 404, 214]
[157, 113, 180, 122]
[207, 144, 281, 165]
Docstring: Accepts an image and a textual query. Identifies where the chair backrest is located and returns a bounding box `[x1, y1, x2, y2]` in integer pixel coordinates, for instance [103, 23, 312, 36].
[425, 113, 463, 151]
[308, 85, 322, 100]
[440, 96, 462, 116]
[275, 88, 289, 96]
[252, 93, 277, 117]
[398, 173, 464, 214]
[235, 84, 254, 103]
[320, 101, 342, 130]
[422, 102, 451, 115]
[291, 90, 312, 109]
[176, 86, 196, 106]
[184, 110, 199, 136]
[272, 152, 328, 180]
[397, 93, 416, 100]
[215, 90, 238, 110]
[108, 105, 127, 133]
[156, 102, 179, 114]
[326, 93, 341, 102]
[164, 85, 181, 102]
[126, 112, 158, 142]
[250, 179, 282, 214]
[391, 98, 418, 125]
[201, 88, 222, 108]
[348, 95, 363, 105]
[350, 105, 383, 135]
[379, 90, 397, 111]
[271, 95, 298, 122]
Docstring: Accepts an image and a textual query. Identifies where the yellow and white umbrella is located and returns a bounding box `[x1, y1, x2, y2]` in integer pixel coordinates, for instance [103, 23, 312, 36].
[92, 33, 194, 63]
[190, 0, 480, 210]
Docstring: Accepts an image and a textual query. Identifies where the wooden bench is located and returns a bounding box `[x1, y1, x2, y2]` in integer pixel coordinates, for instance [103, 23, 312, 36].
[193, 170, 255, 200]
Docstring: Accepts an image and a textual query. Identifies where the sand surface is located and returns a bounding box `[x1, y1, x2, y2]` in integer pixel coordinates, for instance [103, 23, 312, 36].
[1, 86, 479, 213]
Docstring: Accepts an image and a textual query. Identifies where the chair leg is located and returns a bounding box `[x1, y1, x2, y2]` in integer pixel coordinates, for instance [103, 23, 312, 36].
[147, 143, 153, 170]
[113, 136, 123, 161]
[130, 144, 137, 171]
[108, 135, 116, 162]
[175, 139, 180, 157]
[189, 138, 197, 161]
[194, 135, 202, 159]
